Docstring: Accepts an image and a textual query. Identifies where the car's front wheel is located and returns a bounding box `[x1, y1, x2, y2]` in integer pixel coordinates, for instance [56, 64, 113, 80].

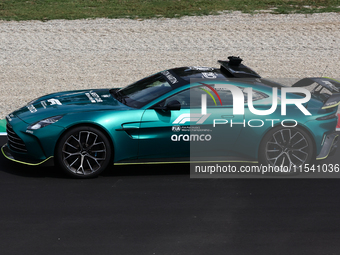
[56, 126, 112, 178]
[259, 126, 314, 171]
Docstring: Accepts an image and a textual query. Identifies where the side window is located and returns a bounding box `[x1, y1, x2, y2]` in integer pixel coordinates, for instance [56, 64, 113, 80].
[241, 88, 268, 103]
[157, 85, 268, 108]
[164, 88, 191, 108]
[205, 85, 267, 106]
[163, 87, 216, 108]
[215, 89, 233, 106]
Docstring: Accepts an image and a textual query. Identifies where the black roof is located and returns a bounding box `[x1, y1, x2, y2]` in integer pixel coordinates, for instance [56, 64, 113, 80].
[168, 56, 261, 85]
[163, 56, 286, 89]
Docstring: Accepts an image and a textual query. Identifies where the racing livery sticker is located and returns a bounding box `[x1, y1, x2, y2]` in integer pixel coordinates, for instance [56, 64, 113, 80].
[90, 92, 103, 103]
[86, 92, 103, 103]
[41, 101, 47, 109]
[161, 70, 178, 84]
[27, 104, 37, 113]
[85, 93, 96, 103]
[188, 66, 214, 71]
[47, 99, 62, 106]
[202, 72, 217, 79]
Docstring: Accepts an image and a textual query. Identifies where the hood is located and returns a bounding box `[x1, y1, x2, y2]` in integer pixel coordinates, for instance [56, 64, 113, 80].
[12, 89, 129, 123]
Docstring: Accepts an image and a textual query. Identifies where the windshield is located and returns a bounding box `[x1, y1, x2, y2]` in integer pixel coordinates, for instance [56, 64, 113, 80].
[110, 73, 173, 108]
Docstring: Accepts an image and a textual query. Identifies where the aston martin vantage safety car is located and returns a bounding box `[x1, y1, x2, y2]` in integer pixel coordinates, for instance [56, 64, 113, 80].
[2, 56, 339, 178]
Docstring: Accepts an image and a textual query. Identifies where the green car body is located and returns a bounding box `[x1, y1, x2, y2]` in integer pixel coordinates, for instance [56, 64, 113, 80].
[2, 57, 339, 177]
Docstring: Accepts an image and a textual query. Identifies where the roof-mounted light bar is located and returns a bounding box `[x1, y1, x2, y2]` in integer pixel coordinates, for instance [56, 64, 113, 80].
[218, 56, 261, 79]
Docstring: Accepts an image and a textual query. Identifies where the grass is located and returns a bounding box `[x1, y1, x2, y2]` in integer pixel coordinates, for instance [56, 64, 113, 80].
[0, 0, 339, 21]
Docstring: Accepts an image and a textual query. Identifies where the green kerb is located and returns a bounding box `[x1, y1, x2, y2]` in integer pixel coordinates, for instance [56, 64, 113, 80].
[0, 119, 6, 133]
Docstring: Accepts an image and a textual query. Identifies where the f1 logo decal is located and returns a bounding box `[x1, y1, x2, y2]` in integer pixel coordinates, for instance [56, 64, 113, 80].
[172, 94, 211, 125]
[47, 99, 62, 106]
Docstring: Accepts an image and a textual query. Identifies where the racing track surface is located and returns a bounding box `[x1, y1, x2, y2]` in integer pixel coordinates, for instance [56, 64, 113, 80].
[1, 135, 340, 255]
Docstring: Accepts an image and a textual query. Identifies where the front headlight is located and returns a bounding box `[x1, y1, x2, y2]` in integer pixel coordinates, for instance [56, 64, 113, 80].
[28, 116, 63, 130]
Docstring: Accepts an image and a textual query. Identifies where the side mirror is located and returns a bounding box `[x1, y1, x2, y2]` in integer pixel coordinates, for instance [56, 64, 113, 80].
[153, 100, 181, 111]
[165, 100, 181, 111]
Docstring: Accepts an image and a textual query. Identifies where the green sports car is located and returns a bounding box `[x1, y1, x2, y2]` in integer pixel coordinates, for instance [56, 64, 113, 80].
[2, 56, 339, 178]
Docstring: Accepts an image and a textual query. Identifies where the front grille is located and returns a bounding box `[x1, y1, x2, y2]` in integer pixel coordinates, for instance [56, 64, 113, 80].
[6, 124, 27, 152]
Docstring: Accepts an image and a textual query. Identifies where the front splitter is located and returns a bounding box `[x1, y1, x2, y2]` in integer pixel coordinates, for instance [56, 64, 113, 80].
[1, 144, 54, 166]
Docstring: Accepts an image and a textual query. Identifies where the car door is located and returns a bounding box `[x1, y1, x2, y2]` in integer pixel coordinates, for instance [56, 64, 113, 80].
[192, 85, 245, 160]
[137, 85, 245, 160]
[137, 93, 191, 160]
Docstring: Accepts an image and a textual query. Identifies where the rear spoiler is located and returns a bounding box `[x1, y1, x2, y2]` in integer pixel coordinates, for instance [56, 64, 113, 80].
[292, 77, 340, 109]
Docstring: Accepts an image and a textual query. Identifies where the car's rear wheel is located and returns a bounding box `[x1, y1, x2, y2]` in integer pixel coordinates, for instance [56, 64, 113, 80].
[56, 126, 112, 178]
[259, 126, 314, 172]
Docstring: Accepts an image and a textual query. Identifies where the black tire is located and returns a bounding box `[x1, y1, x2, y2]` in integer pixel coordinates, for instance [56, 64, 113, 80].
[258, 126, 314, 172]
[55, 126, 112, 178]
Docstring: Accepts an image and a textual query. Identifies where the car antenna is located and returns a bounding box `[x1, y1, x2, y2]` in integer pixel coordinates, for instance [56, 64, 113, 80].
[211, 51, 216, 68]
[321, 64, 329, 77]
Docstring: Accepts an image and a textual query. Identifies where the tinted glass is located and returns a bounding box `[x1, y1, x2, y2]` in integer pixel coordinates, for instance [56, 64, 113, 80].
[114, 73, 173, 108]
[161, 85, 267, 108]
